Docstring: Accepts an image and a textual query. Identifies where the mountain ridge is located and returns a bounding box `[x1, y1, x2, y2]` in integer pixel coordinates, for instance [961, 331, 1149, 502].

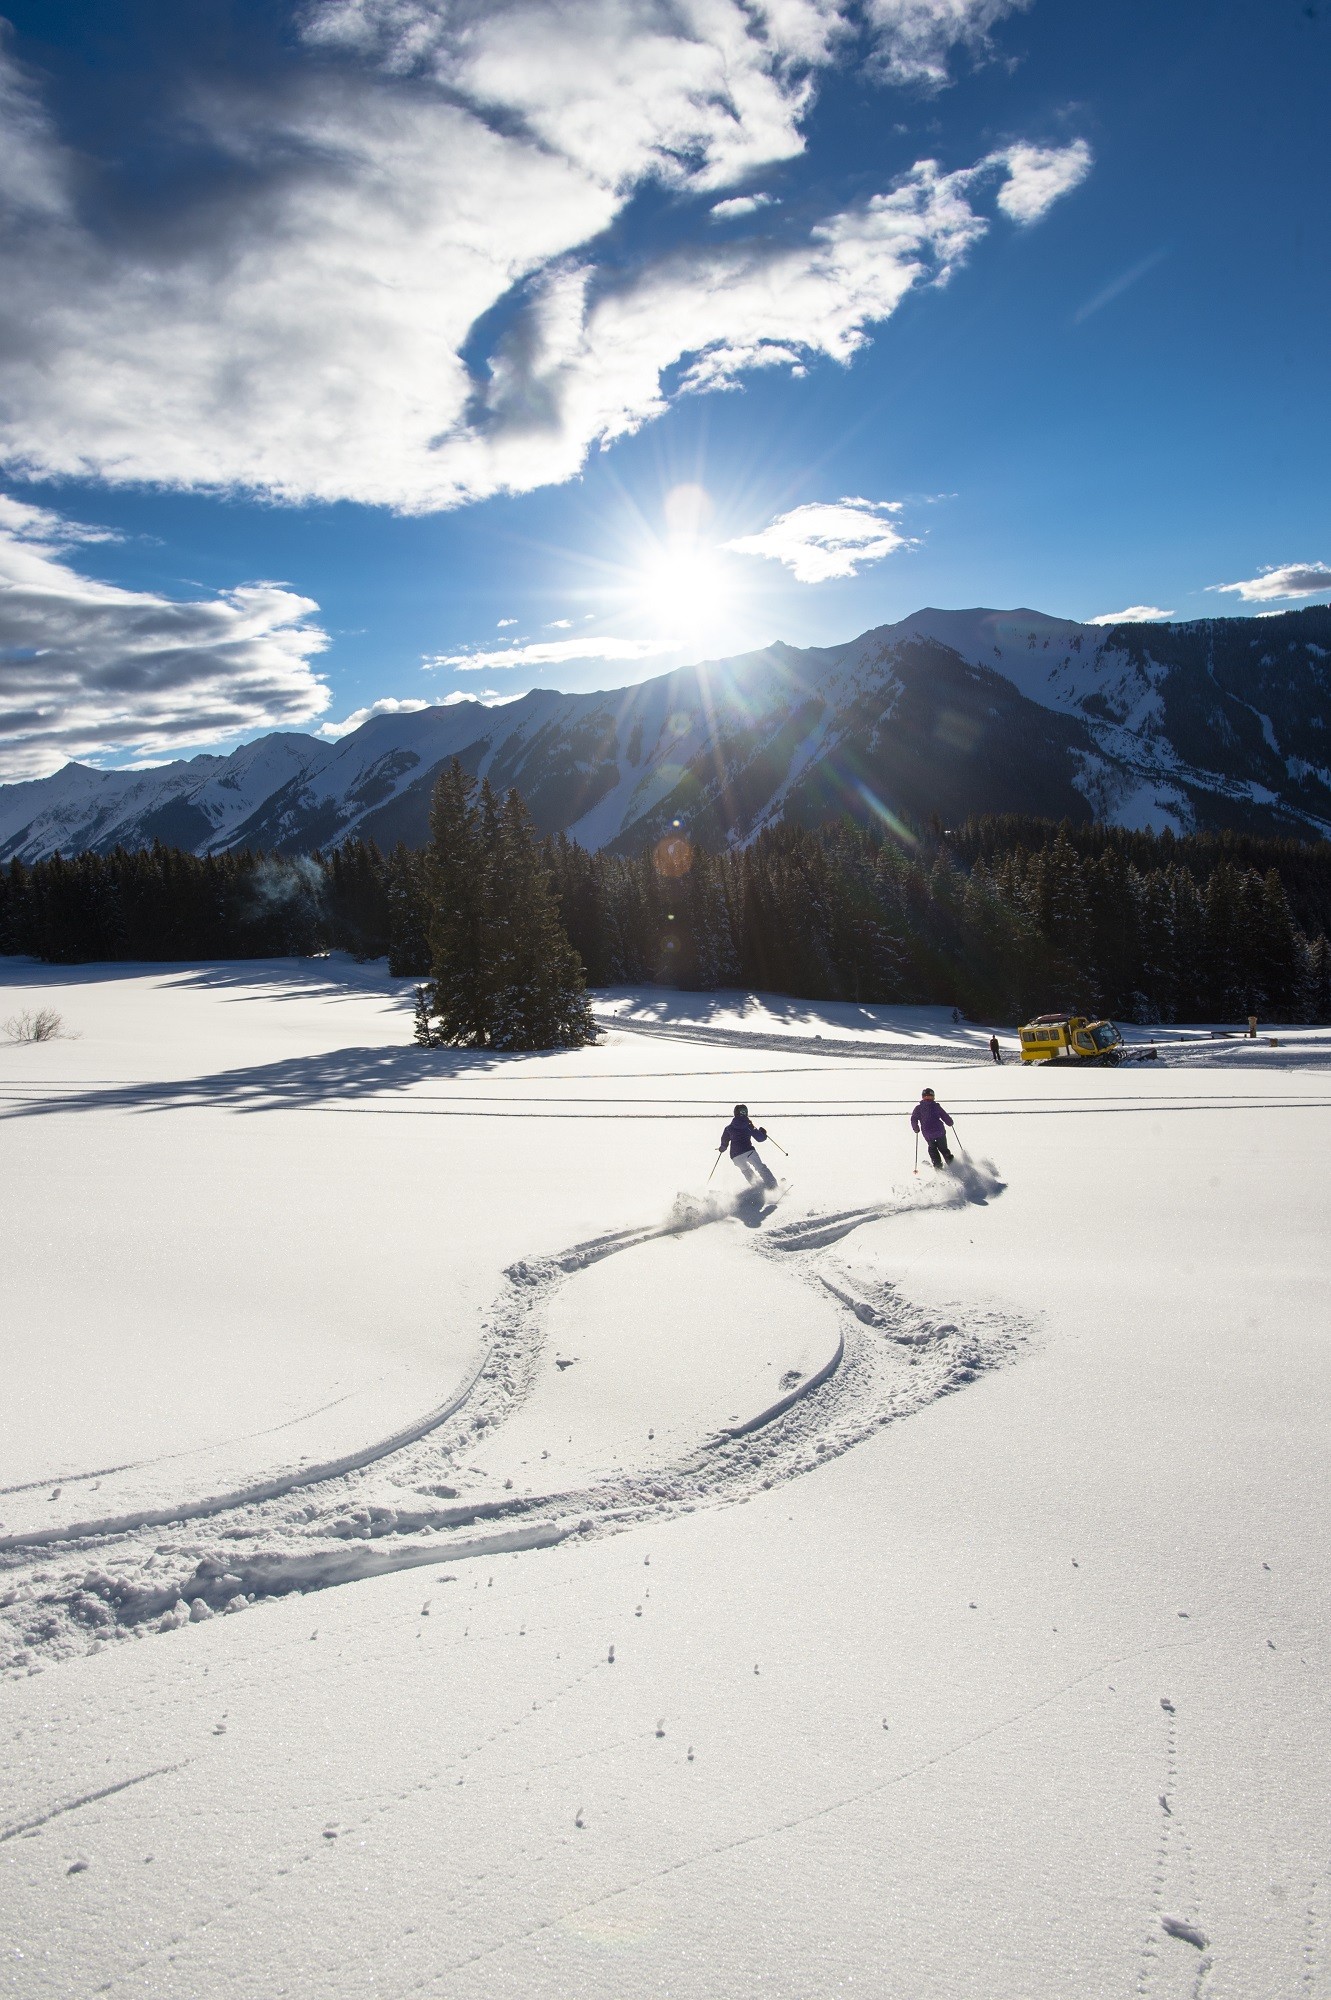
[4, 604, 1330, 862]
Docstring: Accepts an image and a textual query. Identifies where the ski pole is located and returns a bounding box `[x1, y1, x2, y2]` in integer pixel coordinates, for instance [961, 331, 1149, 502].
[707, 1150, 722, 1183]
[766, 1135, 789, 1158]
[913, 1131, 919, 1176]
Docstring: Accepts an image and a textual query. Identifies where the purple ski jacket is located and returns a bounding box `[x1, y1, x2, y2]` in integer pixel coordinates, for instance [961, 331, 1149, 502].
[910, 1098, 953, 1141]
[719, 1113, 767, 1157]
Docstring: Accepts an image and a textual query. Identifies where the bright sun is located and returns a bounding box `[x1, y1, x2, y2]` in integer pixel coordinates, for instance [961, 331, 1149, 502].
[635, 540, 732, 632]
[629, 484, 733, 635]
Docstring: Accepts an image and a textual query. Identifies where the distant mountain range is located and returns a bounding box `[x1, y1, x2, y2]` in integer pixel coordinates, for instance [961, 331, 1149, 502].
[4, 605, 1330, 863]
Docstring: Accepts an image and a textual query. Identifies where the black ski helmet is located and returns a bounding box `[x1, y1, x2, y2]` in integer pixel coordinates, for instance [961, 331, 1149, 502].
[734, 1103, 748, 1117]
[921, 1087, 936, 1099]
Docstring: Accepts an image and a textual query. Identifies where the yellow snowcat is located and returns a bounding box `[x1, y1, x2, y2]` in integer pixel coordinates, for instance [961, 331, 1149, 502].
[1019, 1013, 1123, 1065]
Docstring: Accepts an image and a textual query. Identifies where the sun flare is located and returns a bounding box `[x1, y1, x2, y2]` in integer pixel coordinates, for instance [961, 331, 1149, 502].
[634, 540, 732, 632]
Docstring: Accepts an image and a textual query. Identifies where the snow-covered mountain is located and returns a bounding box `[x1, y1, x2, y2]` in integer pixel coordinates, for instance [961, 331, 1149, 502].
[4, 604, 1330, 862]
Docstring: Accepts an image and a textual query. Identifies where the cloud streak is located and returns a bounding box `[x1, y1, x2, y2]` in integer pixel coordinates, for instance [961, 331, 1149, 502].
[1088, 604, 1175, 625]
[432, 636, 682, 672]
[0, 501, 329, 780]
[1213, 562, 1331, 603]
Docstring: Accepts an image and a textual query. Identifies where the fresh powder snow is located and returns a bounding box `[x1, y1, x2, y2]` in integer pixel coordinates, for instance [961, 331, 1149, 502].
[0, 958, 1327, 1998]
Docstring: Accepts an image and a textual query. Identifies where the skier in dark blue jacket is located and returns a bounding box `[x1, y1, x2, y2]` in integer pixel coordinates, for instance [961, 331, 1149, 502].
[718, 1104, 778, 1191]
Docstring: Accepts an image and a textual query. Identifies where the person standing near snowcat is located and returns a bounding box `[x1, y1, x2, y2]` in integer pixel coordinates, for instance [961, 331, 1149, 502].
[718, 1104, 778, 1191]
[911, 1087, 955, 1169]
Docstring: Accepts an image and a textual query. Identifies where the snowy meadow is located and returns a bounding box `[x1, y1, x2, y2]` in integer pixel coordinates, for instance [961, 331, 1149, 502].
[1, 958, 1327, 1999]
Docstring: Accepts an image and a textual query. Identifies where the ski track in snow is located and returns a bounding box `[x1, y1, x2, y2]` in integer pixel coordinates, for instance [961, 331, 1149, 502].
[0, 1163, 1022, 1675]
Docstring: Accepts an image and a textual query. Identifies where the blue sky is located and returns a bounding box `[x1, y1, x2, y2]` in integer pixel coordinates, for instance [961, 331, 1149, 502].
[0, 0, 1327, 777]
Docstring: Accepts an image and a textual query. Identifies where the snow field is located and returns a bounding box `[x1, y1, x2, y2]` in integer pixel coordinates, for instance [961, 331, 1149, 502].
[1, 958, 1329, 1999]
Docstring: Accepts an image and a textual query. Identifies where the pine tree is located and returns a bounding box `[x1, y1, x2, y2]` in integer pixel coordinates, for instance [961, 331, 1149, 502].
[1304, 933, 1331, 1024]
[420, 763, 596, 1050]
[1257, 868, 1300, 1017]
[412, 984, 435, 1047]
[1136, 869, 1176, 1022]
[386, 843, 430, 977]
[424, 764, 493, 1045]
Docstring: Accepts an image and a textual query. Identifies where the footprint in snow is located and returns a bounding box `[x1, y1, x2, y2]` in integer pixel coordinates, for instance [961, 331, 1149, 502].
[1161, 1915, 1208, 1950]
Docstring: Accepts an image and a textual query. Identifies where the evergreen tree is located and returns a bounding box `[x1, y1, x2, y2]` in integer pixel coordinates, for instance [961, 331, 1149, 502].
[1302, 933, 1331, 1024]
[1256, 868, 1300, 1016]
[423, 763, 493, 1045]
[386, 843, 430, 976]
[412, 984, 435, 1047]
[1135, 869, 1176, 1022]
[421, 763, 595, 1050]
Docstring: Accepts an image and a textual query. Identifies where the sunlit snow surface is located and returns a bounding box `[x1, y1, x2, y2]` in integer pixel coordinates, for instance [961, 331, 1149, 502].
[0, 960, 1328, 1999]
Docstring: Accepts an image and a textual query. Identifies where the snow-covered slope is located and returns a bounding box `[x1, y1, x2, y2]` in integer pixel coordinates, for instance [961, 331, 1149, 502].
[5, 605, 1331, 860]
[1, 960, 1328, 1999]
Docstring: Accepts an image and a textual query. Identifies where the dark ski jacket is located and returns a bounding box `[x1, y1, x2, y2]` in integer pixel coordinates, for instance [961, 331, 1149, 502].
[719, 1113, 767, 1157]
[910, 1098, 953, 1142]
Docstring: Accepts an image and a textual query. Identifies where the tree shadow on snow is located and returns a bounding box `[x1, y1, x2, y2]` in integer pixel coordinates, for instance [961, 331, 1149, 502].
[0, 1042, 525, 1120]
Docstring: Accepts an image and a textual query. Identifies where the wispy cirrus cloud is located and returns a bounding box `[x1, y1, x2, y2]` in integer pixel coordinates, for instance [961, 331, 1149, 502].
[0, 499, 329, 781]
[1073, 248, 1167, 325]
[432, 636, 682, 672]
[0, 9, 1091, 514]
[1212, 562, 1331, 603]
[726, 497, 911, 582]
[1088, 604, 1175, 625]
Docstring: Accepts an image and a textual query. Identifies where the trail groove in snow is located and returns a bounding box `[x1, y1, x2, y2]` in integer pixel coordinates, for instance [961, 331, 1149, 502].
[1, 1172, 1025, 1672]
[0, 1762, 188, 1844]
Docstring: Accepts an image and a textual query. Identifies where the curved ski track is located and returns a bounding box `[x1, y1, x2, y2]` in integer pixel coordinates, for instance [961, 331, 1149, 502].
[0, 1175, 1025, 1673]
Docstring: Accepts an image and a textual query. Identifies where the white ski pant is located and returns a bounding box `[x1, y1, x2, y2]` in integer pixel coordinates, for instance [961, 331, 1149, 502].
[733, 1147, 778, 1191]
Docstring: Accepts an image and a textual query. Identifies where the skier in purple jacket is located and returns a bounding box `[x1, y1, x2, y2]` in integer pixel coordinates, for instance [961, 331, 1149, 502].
[718, 1104, 778, 1191]
[910, 1087, 955, 1169]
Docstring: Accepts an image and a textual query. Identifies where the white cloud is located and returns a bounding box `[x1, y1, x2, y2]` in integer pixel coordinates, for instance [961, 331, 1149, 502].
[989, 139, 1093, 224]
[545, 618, 573, 629]
[0, 501, 329, 781]
[726, 496, 910, 582]
[316, 695, 430, 738]
[477, 153, 1017, 476]
[1088, 605, 1175, 625]
[434, 635, 683, 671]
[711, 193, 778, 219]
[0, 494, 119, 546]
[305, 0, 838, 193]
[864, 0, 1030, 86]
[496, 617, 518, 627]
[439, 688, 522, 705]
[1213, 562, 1331, 603]
[0, 19, 1090, 512]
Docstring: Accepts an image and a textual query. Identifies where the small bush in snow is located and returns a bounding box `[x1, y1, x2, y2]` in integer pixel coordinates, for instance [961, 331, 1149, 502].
[3, 1007, 70, 1043]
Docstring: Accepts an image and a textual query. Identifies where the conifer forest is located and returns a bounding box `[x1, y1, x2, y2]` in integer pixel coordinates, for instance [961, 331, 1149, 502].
[3, 770, 1331, 1032]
